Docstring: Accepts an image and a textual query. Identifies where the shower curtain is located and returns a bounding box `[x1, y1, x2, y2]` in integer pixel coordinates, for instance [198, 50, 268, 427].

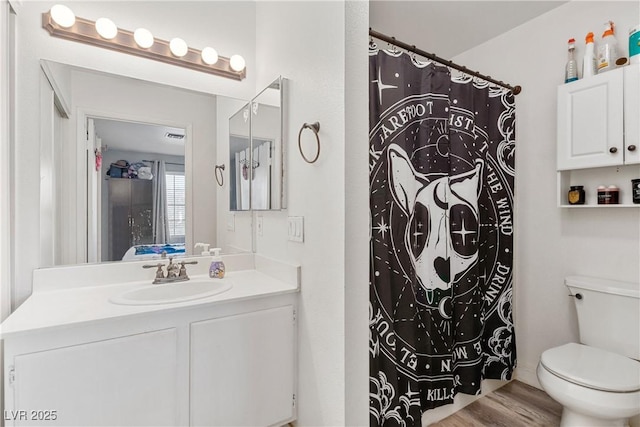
[369, 46, 516, 425]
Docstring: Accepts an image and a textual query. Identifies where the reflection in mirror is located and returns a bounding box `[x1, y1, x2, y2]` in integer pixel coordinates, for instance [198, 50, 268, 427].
[251, 77, 285, 210]
[93, 118, 186, 262]
[229, 104, 251, 211]
[39, 60, 252, 265]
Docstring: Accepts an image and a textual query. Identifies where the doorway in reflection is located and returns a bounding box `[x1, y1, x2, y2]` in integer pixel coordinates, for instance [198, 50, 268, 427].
[92, 118, 186, 262]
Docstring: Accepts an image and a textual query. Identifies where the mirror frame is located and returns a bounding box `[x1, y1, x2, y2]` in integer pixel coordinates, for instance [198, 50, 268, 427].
[250, 76, 287, 211]
[227, 76, 287, 212]
[228, 103, 252, 212]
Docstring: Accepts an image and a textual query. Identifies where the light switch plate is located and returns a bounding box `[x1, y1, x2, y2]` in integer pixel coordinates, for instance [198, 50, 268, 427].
[287, 216, 304, 242]
[227, 213, 235, 231]
[256, 216, 264, 236]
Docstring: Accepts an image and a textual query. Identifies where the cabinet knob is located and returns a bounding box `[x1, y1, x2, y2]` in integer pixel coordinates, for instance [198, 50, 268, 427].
[628, 145, 637, 152]
[609, 147, 618, 154]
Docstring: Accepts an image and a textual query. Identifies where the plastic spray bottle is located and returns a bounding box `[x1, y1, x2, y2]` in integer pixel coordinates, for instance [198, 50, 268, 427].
[565, 38, 578, 83]
[598, 21, 619, 73]
[583, 32, 597, 78]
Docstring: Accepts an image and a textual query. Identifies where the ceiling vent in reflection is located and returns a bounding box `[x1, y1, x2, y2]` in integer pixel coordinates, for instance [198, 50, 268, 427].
[165, 132, 185, 141]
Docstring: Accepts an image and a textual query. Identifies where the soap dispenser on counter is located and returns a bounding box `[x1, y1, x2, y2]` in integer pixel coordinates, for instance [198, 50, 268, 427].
[194, 242, 211, 255]
[209, 248, 225, 279]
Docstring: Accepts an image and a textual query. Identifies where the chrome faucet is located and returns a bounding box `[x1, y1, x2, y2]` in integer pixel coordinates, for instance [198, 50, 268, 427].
[143, 257, 198, 284]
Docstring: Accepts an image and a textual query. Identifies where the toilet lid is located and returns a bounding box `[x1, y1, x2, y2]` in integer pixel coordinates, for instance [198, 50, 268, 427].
[541, 343, 640, 392]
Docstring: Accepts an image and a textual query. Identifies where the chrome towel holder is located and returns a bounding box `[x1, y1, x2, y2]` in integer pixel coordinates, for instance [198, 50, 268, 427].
[298, 122, 320, 164]
[214, 164, 225, 186]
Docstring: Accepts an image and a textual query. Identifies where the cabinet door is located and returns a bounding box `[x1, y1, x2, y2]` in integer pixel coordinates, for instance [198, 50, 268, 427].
[11, 329, 179, 426]
[624, 64, 640, 165]
[190, 306, 295, 426]
[557, 68, 624, 170]
[109, 179, 132, 261]
[130, 179, 154, 246]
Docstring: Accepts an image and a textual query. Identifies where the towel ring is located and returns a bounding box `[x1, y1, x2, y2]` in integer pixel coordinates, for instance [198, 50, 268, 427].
[214, 164, 225, 187]
[298, 122, 321, 164]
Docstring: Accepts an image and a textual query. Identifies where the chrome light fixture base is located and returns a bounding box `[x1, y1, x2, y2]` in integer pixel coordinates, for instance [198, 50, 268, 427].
[42, 11, 246, 81]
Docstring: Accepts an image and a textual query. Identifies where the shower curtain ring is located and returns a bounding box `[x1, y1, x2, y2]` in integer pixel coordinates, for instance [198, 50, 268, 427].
[214, 164, 225, 187]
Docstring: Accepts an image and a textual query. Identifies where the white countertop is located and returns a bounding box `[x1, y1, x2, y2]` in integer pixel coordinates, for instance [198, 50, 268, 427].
[1, 255, 300, 338]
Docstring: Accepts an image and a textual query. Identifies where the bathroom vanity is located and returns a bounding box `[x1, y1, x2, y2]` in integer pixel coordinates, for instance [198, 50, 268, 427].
[1, 253, 299, 427]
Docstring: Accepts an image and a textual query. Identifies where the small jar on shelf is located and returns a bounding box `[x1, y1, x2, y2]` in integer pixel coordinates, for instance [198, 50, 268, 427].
[632, 179, 640, 204]
[568, 186, 586, 205]
[597, 185, 620, 204]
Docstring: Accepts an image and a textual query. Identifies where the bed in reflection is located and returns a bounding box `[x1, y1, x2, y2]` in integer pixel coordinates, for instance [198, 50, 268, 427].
[122, 243, 186, 261]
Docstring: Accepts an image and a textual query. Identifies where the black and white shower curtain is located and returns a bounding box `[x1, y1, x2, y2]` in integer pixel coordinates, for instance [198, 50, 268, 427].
[369, 46, 516, 426]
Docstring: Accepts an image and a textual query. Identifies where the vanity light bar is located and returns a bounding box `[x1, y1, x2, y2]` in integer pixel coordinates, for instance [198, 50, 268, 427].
[42, 11, 246, 81]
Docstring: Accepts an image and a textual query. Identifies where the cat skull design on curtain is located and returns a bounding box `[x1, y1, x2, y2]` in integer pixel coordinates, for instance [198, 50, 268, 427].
[388, 144, 483, 306]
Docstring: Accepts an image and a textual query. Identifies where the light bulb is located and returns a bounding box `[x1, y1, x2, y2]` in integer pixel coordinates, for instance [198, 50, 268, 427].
[50, 4, 75, 28]
[229, 55, 246, 72]
[134, 28, 154, 49]
[201, 47, 218, 65]
[169, 38, 188, 57]
[95, 18, 117, 39]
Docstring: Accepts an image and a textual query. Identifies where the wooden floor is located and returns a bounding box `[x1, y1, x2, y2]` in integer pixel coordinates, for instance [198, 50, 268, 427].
[430, 380, 563, 427]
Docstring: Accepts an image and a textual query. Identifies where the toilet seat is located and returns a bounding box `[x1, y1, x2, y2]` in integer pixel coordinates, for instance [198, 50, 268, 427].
[540, 343, 640, 392]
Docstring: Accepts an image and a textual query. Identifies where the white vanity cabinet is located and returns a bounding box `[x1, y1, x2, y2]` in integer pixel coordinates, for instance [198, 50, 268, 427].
[190, 306, 296, 426]
[2, 272, 298, 427]
[7, 329, 180, 426]
[557, 64, 639, 170]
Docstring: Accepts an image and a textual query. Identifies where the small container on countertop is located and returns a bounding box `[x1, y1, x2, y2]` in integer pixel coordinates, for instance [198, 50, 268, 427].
[568, 185, 586, 205]
[209, 248, 225, 279]
[632, 179, 640, 204]
[597, 185, 620, 204]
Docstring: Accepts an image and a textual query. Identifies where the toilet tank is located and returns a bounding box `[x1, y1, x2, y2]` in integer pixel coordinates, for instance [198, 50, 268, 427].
[566, 276, 640, 360]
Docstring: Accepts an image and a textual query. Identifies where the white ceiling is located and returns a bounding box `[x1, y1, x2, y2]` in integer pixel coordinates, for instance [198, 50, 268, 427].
[370, 1, 568, 59]
[94, 118, 185, 157]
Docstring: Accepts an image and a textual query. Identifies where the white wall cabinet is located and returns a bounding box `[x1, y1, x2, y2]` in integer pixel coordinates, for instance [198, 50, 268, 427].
[623, 63, 640, 165]
[3, 299, 297, 427]
[557, 63, 639, 170]
[557, 64, 640, 207]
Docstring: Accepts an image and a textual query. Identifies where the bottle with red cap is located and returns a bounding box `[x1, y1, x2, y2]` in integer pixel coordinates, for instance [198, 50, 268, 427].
[597, 21, 619, 73]
[565, 38, 578, 83]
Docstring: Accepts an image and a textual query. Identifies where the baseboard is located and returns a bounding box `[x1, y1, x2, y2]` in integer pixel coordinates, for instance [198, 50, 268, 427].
[514, 363, 541, 390]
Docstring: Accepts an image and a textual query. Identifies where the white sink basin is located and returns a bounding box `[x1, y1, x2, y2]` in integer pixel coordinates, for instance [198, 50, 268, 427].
[109, 278, 233, 305]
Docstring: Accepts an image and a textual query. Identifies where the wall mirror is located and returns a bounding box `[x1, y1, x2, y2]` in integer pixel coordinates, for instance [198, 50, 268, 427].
[40, 59, 252, 266]
[229, 104, 251, 211]
[227, 77, 286, 211]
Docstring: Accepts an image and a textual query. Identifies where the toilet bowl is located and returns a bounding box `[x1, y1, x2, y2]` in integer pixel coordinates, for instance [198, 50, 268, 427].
[536, 277, 640, 427]
[537, 343, 640, 427]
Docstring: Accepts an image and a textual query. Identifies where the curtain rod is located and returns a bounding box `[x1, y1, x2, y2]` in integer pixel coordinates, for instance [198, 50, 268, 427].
[369, 28, 522, 95]
[142, 160, 184, 166]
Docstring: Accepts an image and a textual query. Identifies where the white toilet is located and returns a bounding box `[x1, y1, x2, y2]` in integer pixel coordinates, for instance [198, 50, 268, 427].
[537, 276, 640, 427]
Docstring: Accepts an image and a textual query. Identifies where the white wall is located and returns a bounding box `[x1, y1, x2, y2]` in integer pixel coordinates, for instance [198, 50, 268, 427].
[12, 1, 256, 307]
[254, 1, 372, 425]
[255, 2, 346, 422]
[452, 0, 640, 390]
[344, 2, 370, 424]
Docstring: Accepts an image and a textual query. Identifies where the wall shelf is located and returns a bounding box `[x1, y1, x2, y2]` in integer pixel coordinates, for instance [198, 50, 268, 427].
[557, 165, 639, 208]
[559, 204, 640, 208]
